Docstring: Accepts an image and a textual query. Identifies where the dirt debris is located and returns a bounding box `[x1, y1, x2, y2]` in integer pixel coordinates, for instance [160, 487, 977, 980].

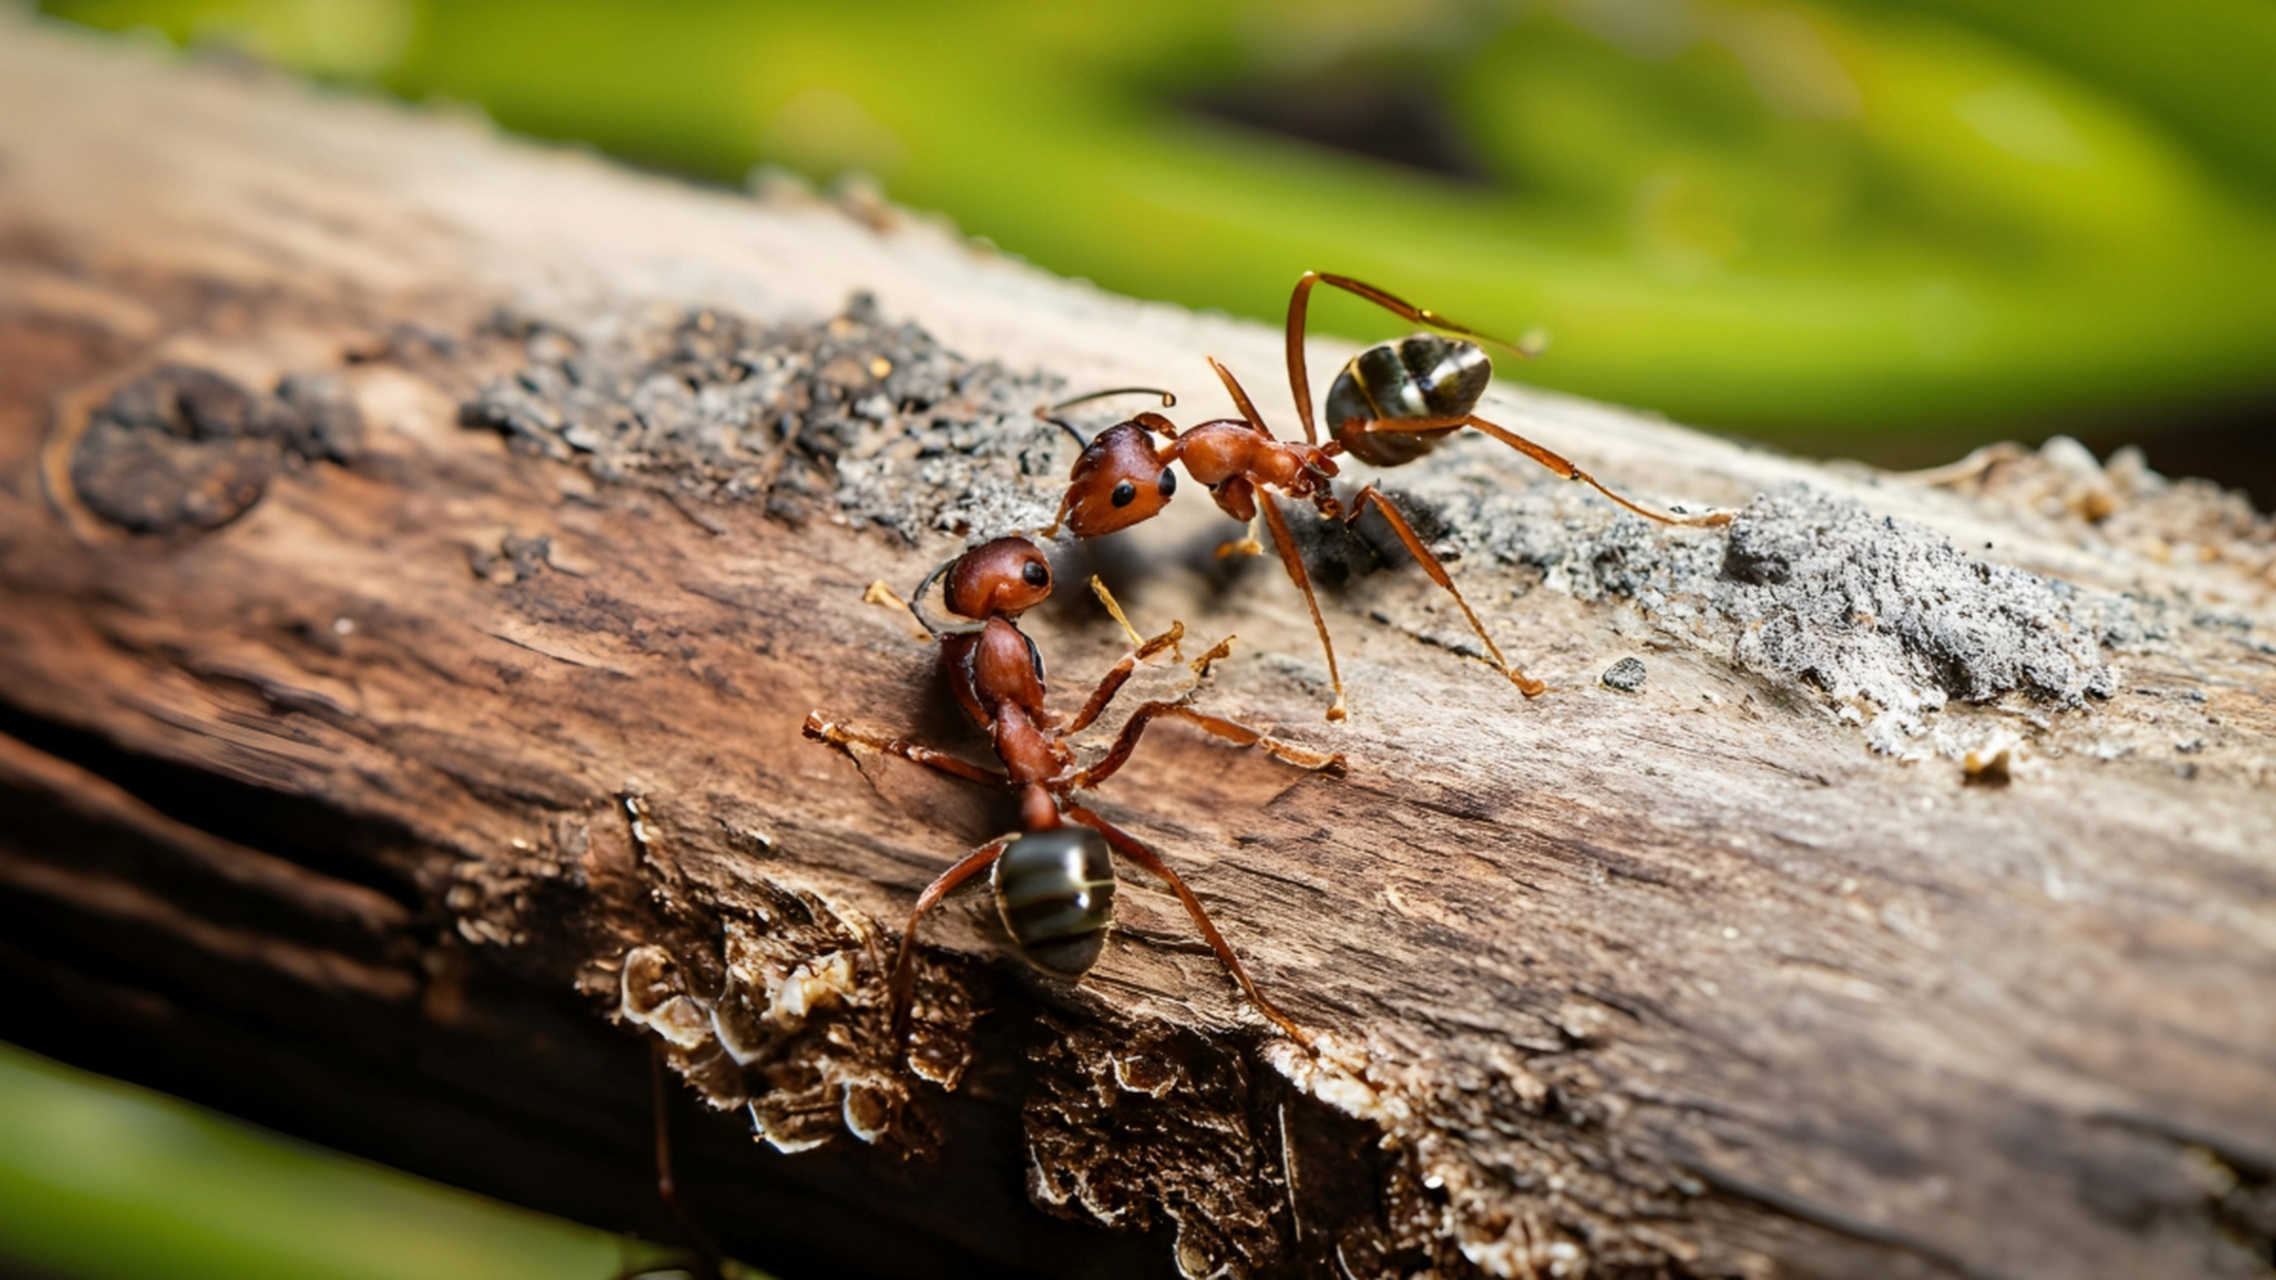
[1914, 435, 2276, 598]
[69, 363, 362, 533]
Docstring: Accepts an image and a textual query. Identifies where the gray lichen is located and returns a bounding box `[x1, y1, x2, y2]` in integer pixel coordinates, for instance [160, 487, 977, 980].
[1717, 484, 2119, 748]
[461, 294, 1064, 541]
[1395, 449, 2123, 749]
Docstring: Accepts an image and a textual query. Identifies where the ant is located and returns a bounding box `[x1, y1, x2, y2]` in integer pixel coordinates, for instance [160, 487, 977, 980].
[803, 536, 1340, 1048]
[1047, 271, 1733, 720]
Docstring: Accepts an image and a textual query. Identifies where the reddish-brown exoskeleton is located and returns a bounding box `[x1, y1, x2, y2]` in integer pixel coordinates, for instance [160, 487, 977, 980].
[803, 536, 1339, 1048]
[1049, 271, 1732, 720]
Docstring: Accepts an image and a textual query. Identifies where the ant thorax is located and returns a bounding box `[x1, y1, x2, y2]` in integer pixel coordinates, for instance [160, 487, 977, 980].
[1175, 421, 1332, 495]
[940, 617, 1046, 733]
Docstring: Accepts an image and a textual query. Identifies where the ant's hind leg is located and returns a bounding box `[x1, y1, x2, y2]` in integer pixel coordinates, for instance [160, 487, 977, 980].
[1345, 485, 1546, 698]
[803, 714, 1010, 788]
[1455, 415, 1734, 528]
[1062, 804, 1312, 1049]
[887, 838, 1011, 1045]
[1286, 271, 1542, 444]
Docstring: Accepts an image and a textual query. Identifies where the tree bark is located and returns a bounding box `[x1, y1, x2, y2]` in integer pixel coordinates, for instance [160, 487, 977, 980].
[2, 16, 2272, 1280]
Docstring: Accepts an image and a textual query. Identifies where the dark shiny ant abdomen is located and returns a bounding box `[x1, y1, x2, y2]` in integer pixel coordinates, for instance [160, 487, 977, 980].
[1324, 333, 1491, 468]
[992, 826, 1117, 978]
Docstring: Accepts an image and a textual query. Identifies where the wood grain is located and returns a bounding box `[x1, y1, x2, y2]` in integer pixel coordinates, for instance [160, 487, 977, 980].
[1, 16, 2272, 1279]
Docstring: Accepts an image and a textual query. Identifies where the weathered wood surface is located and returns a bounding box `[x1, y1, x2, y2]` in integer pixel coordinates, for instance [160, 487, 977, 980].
[2, 16, 2273, 1280]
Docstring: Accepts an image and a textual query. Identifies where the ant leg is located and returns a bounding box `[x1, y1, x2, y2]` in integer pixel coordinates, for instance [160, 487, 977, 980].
[649, 1042, 726, 1280]
[1285, 273, 1324, 445]
[1073, 699, 1343, 790]
[887, 836, 1012, 1044]
[1344, 485, 1546, 698]
[803, 713, 1010, 788]
[1286, 271, 1544, 446]
[1064, 601, 1187, 734]
[1063, 803, 1313, 1049]
[1187, 633, 1237, 679]
[1211, 479, 1265, 557]
[1452, 415, 1734, 527]
[1087, 575, 1150, 648]
[1258, 492, 1349, 721]
[1215, 510, 1265, 559]
[1356, 412, 1737, 529]
[1207, 357, 1278, 438]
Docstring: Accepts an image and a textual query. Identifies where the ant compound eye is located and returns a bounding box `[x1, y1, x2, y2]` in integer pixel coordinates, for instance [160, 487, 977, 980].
[1111, 480, 1138, 508]
[1022, 560, 1049, 588]
[1157, 468, 1177, 497]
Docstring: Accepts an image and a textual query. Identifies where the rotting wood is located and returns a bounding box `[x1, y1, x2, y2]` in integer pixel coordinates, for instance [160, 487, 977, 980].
[2, 16, 2273, 1280]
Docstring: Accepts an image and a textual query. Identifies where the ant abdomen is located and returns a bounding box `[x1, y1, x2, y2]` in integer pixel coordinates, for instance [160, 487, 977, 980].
[992, 827, 1116, 978]
[1326, 334, 1491, 468]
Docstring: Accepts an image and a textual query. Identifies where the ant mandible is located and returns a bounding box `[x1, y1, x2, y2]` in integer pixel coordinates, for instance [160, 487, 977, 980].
[803, 536, 1340, 1048]
[1048, 271, 1733, 720]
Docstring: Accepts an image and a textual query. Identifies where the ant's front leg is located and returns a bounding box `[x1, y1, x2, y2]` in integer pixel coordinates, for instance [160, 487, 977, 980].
[1064, 579, 1187, 734]
[886, 836, 1012, 1046]
[1209, 478, 1265, 558]
[803, 714, 1010, 788]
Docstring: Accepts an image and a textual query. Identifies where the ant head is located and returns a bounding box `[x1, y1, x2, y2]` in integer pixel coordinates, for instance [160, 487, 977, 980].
[1060, 421, 1178, 536]
[942, 536, 1054, 620]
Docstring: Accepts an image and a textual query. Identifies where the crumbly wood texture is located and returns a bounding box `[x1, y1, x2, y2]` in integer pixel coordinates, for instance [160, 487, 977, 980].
[2, 18, 2272, 1280]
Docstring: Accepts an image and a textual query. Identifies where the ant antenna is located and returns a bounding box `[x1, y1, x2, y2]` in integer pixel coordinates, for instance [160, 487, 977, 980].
[907, 554, 960, 637]
[1038, 387, 1179, 448]
[1050, 387, 1177, 412]
[1037, 412, 1090, 449]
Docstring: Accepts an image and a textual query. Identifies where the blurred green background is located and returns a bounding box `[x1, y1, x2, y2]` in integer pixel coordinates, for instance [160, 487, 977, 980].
[0, 1041, 732, 1280]
[7, 2, 2274, 1274]
[35, 0, 2276, 499]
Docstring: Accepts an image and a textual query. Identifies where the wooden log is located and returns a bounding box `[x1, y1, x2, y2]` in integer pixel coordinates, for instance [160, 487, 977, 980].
[1, 16, 2272, 1279]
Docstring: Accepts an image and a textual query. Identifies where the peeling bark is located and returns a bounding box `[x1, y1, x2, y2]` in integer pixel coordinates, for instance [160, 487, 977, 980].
[2, 17, 2273, 1280]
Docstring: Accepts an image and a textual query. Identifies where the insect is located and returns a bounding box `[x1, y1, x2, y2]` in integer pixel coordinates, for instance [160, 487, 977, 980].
[1048, 271, 1732, 720]
[804, 536, 1340, 1047]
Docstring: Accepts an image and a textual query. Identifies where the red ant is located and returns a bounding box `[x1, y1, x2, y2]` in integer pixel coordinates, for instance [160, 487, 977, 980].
[1047, 271, 1732, 720]
[803, 536, 1340, 1048]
